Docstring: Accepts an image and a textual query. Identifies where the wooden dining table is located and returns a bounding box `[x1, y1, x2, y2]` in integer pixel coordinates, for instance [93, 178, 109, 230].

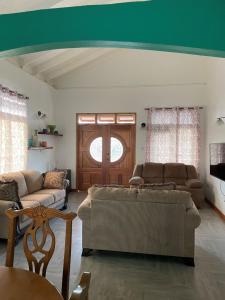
[0, 266, 63, 300]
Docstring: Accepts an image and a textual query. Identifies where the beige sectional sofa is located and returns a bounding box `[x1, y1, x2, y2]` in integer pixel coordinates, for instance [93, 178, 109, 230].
[0, 170, 68, 239]
[129, 163, 204, 208]
[78, 186, 201, 265]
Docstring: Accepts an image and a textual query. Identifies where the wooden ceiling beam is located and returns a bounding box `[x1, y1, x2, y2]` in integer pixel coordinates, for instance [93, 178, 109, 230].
[34, 48, 90, 75]
[21, 49, 68, 70]
[45, 48, 114, 82]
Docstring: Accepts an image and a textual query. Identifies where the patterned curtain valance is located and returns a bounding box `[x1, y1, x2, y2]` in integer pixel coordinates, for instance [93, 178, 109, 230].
[0, 84, 29, 100]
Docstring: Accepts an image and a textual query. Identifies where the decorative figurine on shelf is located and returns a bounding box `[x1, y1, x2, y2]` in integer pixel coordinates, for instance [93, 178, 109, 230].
[32, 130, 39, 147]
[42, 128, 48, 134]
[28, 138, 33, 148]
[40, 141, 47, 147]
[47, 125, 56, 134]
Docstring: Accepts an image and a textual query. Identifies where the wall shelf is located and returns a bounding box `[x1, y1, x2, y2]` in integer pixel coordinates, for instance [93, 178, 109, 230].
[38, 132, 63, 136]
[28, 147, 54, 151]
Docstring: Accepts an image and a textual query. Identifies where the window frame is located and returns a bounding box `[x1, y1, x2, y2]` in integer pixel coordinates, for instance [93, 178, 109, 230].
[77, 113, 136, 125]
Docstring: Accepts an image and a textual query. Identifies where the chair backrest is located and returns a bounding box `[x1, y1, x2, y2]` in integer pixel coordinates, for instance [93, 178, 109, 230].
[5, 205, 76, 300]
[69, 272, 91, 300]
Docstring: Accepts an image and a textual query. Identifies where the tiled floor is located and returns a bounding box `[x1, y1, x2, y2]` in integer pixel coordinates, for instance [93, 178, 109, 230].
[0, 192, 225, 300]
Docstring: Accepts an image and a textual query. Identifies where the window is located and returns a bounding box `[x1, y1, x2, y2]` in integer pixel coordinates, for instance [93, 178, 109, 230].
[77, 113, 136, 125]
[89, 136, 124, 163]
[78, 114, 96, 124]
[110, 137, 124, 162]
[0, 87, 28, 173]
[97, 114, 115, 124]
[145, 107, 200, 169]
[116, 114, 136, 124]
[90, 137, 103, 162]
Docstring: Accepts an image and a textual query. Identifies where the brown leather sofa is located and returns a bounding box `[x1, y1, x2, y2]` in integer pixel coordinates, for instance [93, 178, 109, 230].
[129, 163, 204, 208]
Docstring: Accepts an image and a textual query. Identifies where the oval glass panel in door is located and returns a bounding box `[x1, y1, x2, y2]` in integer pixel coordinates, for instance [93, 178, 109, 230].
[90, 137, 103, 162]
[110, 137, 124, 163]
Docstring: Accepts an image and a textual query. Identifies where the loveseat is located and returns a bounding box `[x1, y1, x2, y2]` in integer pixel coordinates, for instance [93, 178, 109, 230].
[129, 163, 204, 208]
[78, 186, 201, 265]
[0, 170, 68, 239]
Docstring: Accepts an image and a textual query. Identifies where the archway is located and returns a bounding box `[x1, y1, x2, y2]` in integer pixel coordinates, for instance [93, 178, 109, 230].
[0, 0, 225, 58]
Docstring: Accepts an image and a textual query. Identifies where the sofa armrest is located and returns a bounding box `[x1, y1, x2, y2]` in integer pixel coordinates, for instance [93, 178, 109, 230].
[77, 196, 91, 220]
[129, 176, 144, 186]
[0, 200, 18, 215]
[185, 179, 202, 189]
[186, 203, 201, 229]
[63, 179, 70, 190]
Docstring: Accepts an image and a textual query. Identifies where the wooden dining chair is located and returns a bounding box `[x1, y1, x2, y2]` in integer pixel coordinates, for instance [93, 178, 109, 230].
[69, 272, 91, 300]
[5, 205, 76, 300]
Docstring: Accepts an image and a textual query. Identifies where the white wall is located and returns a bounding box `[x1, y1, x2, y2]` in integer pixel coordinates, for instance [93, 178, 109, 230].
[3, 48, 225, 214]
[205, 57, 225, 215]
[0, 59, 56, 173]
[54, 49, 208, 188]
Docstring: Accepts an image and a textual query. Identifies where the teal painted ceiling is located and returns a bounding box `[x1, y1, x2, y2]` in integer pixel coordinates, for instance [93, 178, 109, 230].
[0, 0, 225, 58]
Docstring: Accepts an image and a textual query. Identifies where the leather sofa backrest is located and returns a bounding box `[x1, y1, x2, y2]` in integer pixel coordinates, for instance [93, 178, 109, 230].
[142, 162, 164, 183]
[132, 162, 198, 185]
[164, 163, 187, 185]
[186, 165, 198, 179]
[132, 164, 143, 177]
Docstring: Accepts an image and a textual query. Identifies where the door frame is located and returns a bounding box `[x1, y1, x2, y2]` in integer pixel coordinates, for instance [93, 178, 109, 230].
[76, 113, 136, 190]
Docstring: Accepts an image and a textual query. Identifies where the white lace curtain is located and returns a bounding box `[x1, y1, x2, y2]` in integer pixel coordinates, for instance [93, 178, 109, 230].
[145, 107, 200, 169]
[0, 85, 28, 173]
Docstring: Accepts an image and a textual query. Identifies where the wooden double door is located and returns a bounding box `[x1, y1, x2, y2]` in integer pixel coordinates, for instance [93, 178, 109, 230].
[77, 124, 135, 190]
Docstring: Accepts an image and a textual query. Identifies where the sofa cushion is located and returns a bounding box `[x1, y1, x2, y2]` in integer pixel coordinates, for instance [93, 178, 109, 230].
[137, 189, 193, 209]
[35, 189, 66, 202]
[21, 193, 54, 206]
[0, 180, 23, 209]
[89, 186, 137, 201]
[176, 185, 190, 192]
[21, 170, 43, 194]
[186, 165, 198, 179]
[185, 179, 202, 189]
[142, 163, 164, 178]
[144, 177, 164, 184]
[43, 171, 65, 189]
[20, 200, 40, 223]
[21, 200, 40, 208]
[164, 163, 187, 185]
[1, 172, 28, 197]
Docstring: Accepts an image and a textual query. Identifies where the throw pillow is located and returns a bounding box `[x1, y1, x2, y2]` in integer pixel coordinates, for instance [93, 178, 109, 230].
[0, 180, 23, 209]
[43, 171, 66, 189]
[139, 182, 176, 190]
